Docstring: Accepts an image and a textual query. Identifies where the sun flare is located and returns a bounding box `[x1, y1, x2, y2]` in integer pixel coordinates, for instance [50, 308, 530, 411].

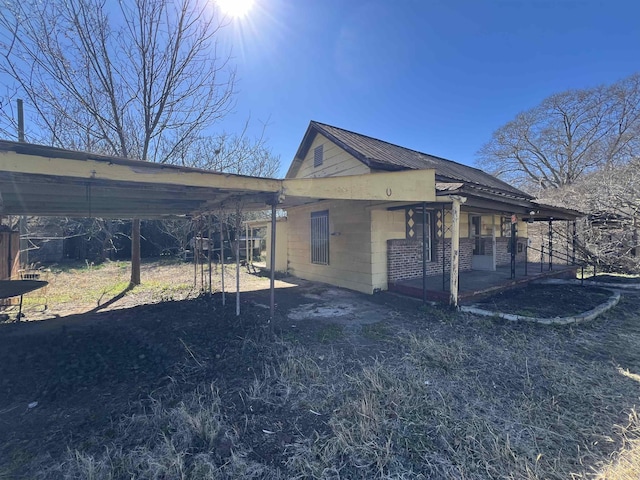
[217, 0, 255, 18]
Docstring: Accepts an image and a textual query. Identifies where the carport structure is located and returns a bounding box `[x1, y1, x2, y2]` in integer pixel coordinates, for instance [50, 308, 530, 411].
[0, 140, 437, 316]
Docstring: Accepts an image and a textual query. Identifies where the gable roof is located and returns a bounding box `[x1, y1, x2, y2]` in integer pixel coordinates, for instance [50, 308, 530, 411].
[287, 121, 533, 200]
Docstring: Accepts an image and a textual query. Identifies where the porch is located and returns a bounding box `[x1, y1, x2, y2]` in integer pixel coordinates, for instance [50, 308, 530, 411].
[388, 262, 579, 304]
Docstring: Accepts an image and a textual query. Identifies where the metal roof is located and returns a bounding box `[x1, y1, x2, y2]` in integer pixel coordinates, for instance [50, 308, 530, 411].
[0, 140, 283, 218]
[0, 139, 438, 218]
[290, 121, 534, 200]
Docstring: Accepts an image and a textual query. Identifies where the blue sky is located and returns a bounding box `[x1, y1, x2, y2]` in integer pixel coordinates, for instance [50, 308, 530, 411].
[218, 0, 640, 177]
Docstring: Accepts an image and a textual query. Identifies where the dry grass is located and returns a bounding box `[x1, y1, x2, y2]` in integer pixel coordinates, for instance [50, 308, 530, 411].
[8, 262, 640, 479]
[594, 410, 640, 479]
[16, 259, 282, 319]
[52, 384, 277, 480]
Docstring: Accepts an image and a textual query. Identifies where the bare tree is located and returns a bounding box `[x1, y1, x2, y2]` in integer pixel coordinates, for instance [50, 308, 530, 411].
[0, 0, 236, 285]
[168, 120, 280, 177]
[538, 159, 640, 272]
[478, 73, 640, 193]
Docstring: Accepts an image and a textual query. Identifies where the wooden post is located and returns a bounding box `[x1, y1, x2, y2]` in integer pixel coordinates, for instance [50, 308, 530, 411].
[548, 219, 553, 271]
[193, 220, 198, 288]
[220, 212, 225, 306]
[449, 196, 465, 307]
[270, 201, 277, 318]
[207, 215, 212, 295]
[131, 218, 141, 286]
[572, 220, 577, 264]
[235, 207, 241, 317]
[510, 216, 517, 279]
[491, 214, 496, 271]
[422, 203, 427, 304]
[442, 205, 446, 292]
[200, 225, 204, 291]
[245, 222, 250, 267]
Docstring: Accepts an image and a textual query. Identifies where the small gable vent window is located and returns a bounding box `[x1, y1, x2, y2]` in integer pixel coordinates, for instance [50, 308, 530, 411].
[313, 145, 323, 167]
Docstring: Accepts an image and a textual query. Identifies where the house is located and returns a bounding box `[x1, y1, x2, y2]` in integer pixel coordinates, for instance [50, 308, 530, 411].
[274, 121, 581, 302]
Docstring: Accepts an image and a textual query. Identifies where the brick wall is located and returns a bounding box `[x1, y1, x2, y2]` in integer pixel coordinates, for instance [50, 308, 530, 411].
[388, 237, 528, 283]
[495, 237, 528, 266]
[388, 238, 474, 282]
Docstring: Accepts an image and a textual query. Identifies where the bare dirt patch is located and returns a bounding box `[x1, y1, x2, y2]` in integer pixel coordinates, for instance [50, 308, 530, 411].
[475, 283, 613, 317]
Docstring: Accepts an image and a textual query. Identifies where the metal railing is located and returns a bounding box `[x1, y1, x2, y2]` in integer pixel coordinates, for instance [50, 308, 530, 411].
[524, 243, 597, 286]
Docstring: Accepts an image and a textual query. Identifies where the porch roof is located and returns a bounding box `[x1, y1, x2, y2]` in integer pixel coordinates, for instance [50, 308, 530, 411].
[433, 183, 583, 221]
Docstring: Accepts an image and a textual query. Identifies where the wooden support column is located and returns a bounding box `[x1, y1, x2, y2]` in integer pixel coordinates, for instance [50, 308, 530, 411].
[632, 217, 638, 258]
[236, 214, 241, 317]
[422, 203, 427, 304]
[270, 201, 277, 318]
[442, 205, 446, 292]
[219, 212, 225, 306]
[245, 223, 250, 267]
[449, 196, 465, 307]
[572, 220, 577, 264]
[207, 216, 212, 295]
[510, 216, 517, 279]
[193, 220, 198, 288]
[130, 218, 141, 286]
[548, 218, 553, 271]
[491, 214, 496, 271]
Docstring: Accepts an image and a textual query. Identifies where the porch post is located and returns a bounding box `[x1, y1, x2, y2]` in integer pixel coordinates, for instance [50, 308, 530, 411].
[236, 221, 240, 316]
[220, 212, 225, 306]
[449, 196, 465, 307]
[442, 205, 446, 291]
[208, 215, 212, 295]
[245, 223, 250, 267]
[565, 221, 569, 265]
[491, 214, 496, 270]
[548, 218, 553, 271]
[422, 203, 427, 304]
[270, 200, 277, 318]
[510, 216, 517, 279]
[572, 220, 577, 265]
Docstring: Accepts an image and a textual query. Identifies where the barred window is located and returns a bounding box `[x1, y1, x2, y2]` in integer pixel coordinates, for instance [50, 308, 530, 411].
[311, 210, 329, 264]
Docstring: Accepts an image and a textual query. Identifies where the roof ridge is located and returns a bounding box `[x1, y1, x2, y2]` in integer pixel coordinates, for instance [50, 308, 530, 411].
[310, 120, 530, 198]
[312, 120, 471, 168]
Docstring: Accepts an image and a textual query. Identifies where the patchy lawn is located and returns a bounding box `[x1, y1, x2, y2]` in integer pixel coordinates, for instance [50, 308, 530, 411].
[1, 260, 640, 479]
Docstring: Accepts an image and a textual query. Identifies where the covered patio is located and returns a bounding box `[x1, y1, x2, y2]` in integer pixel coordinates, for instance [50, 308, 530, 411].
[0, 139, 437, 316]
[385, 187, 584, 305]
[390, 262, 579, 303]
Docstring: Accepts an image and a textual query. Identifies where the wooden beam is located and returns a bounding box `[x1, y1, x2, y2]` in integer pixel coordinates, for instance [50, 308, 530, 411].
[0, 149, 281, 193]
[282, 169, 436, 202]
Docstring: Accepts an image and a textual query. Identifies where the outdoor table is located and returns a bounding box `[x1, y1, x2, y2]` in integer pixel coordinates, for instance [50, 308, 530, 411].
[0, 280, 49, 321]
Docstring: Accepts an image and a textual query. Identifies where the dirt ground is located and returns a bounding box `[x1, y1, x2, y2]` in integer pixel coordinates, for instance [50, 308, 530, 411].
[2, 261, 640, 478]
[0, 262, 408, 478]
[476, 283, 614, 317]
